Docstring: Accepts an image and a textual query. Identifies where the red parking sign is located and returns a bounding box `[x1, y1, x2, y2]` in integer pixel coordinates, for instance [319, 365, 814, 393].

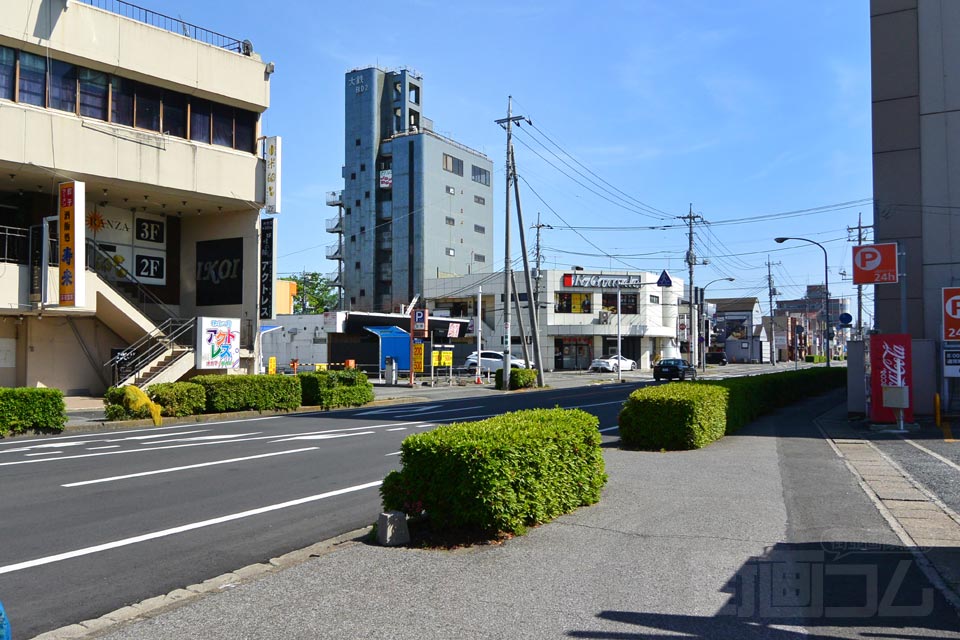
[852, 243, 898, 284]
[944, 287, 960, 341]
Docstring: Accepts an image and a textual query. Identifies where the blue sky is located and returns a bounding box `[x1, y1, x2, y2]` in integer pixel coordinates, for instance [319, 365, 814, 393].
[159, 0, 873, 320]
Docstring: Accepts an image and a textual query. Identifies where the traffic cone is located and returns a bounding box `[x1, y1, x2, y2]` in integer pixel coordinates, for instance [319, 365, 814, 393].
[475, 368, 482, 384]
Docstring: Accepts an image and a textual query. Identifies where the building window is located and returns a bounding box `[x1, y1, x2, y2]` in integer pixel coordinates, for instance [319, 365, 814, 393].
[474, 224, 485, 234]
[445, 186, 455, 195]
[471, 165, 490, 186]
[445, 248, 455, 257]
[474, 253, 486, 263]
[474, 195, 485, 205]
[365, 191, 370, 199]
[350, 235, 356, 243]
[355, 199, 361, 207]
[49, 60, 77, 113]
[18, 51, 46, 107]
[360, 289, 366, 296]
[212, 103, 234, 146]
[355, 138, 361, 146]
[350, 173, 356, 180]
[445, 216, 455, 226]
[234, 109, 257, 152]
[162, 90, 187, 138]
[345, 207, 352, 216]
[189, 98, 211, 142]
[409, 84, 420, 105]
[601, 293, 637, 314]
[0, 46, 14, 101]
[135, 83, 162, 131]
[360, 226, 365, 233]
[442, 153, 464, 176]
[360, 163, 366, 172]
[355, 262, 360, 269]
[555, 292, 592, 313]
[78, 69, 108, 120]
[649, 294, 660, 304]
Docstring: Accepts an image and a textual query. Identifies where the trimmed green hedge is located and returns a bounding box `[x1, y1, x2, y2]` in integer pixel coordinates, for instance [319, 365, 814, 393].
[148, 382, 206, 417]
[618, 368, 847, 450]
[298, 370, 374, 409]
[0, 388, 66, 436]
[804, 355, 827, 363]
[380, 408, 606, 535]
[192, 374, 301, 413]
[494, 367, 537, 390]
[618, 384, 727, 450]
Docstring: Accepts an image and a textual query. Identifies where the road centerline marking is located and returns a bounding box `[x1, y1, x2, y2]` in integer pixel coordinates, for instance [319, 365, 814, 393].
[0, 480, 383, 576]
[61, 447, 319, 487]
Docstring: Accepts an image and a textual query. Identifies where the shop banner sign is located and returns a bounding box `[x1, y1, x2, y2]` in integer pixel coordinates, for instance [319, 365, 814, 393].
[58, 181, 86, 306]
[196, 317, 241, 369]
[869, 333, 913, 423]
[260, 218, 276, 320]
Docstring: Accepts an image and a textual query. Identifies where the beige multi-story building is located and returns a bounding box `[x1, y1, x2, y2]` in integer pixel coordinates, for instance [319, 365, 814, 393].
[0, 0, 274, 395]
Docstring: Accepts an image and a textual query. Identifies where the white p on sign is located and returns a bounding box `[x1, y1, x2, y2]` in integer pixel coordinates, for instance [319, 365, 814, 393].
[413, 309, 428, 331]
[944, 287, 960, 341]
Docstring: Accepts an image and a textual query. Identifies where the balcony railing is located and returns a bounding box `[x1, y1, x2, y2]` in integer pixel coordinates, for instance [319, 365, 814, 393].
[325, 216, 342, 233]
[325, 243, 342, 260]
[325, 271, 342, 286]
[78, 0, 246, 53]
[326, 191, 343, 206]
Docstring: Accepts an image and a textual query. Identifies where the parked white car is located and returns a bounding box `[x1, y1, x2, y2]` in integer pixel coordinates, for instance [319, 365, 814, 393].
[464, 350, 530, 372]
[589, 354, 637, 373]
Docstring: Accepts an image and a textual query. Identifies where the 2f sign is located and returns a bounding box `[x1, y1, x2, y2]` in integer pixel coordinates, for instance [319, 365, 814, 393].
[945, 287, 960, 341]
[852, 243, 898, 284]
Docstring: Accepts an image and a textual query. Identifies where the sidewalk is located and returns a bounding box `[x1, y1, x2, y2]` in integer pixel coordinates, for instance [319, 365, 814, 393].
[42, 390, 958, 640]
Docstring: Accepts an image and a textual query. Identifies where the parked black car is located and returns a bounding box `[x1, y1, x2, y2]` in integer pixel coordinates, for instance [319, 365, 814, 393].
[653, 358, 698, 381]
[705, 351, 728, 366]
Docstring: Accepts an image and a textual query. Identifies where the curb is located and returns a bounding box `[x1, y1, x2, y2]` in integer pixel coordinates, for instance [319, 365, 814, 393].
[31, 526, 373, 639]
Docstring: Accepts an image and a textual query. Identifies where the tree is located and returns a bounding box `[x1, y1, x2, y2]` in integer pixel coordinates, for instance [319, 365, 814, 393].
[290, 272, 338, 314]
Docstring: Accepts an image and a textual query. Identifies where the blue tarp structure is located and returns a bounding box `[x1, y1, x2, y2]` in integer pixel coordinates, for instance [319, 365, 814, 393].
[363, 326, 410, 371]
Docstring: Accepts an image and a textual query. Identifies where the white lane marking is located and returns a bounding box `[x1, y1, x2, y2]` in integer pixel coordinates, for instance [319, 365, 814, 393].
[62, 448, 319, 487]
[385, 451, 401, 456]
[902, 438, 960, 473]
[0, 423, 215, 447]
[599, 426, 619, 433]
[572, 400, 627, 409]
[151, 433, 260, 443]
[0, 480, 382, 576]
[355, 405, 441, 416]
[87, 446, 120, 450]
[1, 441, 93, 454]
[386, 428, 407, 432]
[26, 451, 63, 456]
[108, 430, 210, 441]
[274, 432, 374, 442]
[0, 421, 427, 467]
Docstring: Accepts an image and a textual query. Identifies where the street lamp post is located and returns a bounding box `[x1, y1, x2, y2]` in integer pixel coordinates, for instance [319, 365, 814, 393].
[775, 237, 830, 368]
[699, 277, 735, 370]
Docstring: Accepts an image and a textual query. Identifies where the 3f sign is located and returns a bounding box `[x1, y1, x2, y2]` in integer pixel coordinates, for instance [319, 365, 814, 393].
[944, 287, 960, 341]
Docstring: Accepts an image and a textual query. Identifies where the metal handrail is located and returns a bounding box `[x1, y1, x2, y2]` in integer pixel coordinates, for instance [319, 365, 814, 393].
[77, 0, 244, 53]
[86, 239, 178, 326]
[107, 318, 194, 386]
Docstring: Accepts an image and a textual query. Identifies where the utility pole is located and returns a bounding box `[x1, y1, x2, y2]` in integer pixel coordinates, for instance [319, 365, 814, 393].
[495, 97, 525, 378]
[512, 146, 546, 387]
[766, 256, 781, 366]
[678, 205, 703, 365]
[847, 213, 873, 340]
[532, 212, 551, 311]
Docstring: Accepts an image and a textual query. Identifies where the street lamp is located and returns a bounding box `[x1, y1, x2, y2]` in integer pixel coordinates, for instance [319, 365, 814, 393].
[775, 237, 830, 368]
[699, 277, 735, 370]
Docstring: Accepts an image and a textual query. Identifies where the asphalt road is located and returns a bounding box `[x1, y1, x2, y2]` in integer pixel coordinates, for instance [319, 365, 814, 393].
[0, 382, 642, 639]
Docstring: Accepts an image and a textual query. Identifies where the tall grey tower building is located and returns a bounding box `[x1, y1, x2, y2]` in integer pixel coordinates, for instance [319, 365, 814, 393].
[334, 67, 494, 312]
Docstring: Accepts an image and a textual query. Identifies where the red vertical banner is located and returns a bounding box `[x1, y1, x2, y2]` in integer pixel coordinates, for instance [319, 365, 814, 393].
[869, 333, 913, 423]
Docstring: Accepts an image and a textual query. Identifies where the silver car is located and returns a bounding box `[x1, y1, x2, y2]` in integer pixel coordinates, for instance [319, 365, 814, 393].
[464, 350, 529, 372]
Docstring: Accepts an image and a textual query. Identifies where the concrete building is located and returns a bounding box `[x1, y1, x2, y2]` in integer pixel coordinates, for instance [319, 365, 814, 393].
[870, 0, 960, 410]
[0, 0, 274, 394]
[424, 270, 685, 371]
[709, 298, 770, 364]
[332, 67, 494, 313]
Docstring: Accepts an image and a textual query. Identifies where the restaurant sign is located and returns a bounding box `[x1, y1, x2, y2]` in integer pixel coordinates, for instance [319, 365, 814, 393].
[562, 273, 645, 289]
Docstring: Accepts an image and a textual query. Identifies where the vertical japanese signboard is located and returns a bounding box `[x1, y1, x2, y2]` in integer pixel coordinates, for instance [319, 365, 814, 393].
[869, 333, 913, 423]
[943, 287, 960, 342]
[413, 341, 424, 373]
[58, 181, 86, 306]
[259, 218, 276, 320]
[264, 136, 281, 214]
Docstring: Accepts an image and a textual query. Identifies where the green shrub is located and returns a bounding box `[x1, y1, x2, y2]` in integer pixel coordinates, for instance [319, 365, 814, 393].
[494, 367, 538, 390]
[299, 370, 374, 409]
[192, 374, 301, 413]
[0, 388, 66, 436]
[617, 368, 847, 450]
[381, 408, 606, 535]
[147, 382, 206, 417]
[618, 384, 727, 450]
[804, 355, 827, 363]
[103, 385, 162, 425]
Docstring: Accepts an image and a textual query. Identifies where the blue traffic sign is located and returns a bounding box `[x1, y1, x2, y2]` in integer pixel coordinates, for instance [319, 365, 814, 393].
[657, 270, 673, 287]
[839, 312, 853, 325]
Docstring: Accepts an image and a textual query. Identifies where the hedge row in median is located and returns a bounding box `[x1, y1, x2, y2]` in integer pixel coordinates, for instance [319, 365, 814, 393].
[618, 367, 847, 451]
[0, 388, 66, 436]
[494, 367, 537, 390]
[380, 407, 607, 535]
[298, 370, 374, 409]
